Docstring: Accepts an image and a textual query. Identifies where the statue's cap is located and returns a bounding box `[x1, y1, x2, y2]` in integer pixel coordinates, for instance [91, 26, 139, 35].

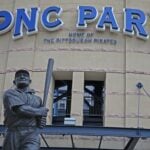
[15, 69, 30, 77]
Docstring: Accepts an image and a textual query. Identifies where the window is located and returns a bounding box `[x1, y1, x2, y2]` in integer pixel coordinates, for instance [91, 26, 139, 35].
[52, 80, 72, 125]
[83, 81, 104, 126]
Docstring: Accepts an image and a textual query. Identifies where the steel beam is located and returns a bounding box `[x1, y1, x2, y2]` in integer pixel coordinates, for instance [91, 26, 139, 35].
[84, 99, 91, 107]
[124, 138, 139, 150]
[85, 87, 99, 101]
[98, 136, 103, 149]
[54, 92, 68, 103]
[1, 125, 149, 150]
[40, 126, 150, 138]
[40, 148, 121, 150]
[70, 135, 75, 148]
[1, 125, 150, 138]
[0, 147, 122, 150]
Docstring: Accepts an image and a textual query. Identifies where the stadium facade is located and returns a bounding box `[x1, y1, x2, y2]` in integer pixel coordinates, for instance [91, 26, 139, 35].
[0, 0, 150, 149]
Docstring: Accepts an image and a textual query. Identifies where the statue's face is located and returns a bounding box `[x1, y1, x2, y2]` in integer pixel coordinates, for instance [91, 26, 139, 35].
[14, 72, 31, 88]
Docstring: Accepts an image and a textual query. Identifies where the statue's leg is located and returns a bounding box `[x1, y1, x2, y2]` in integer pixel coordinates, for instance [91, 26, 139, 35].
[2, 131, 20, 150]
[21, 128, 40, 150]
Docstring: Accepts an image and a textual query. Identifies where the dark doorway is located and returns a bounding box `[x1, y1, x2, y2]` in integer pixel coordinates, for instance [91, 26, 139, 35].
[83, 81, 104, 126]
[52, 80, 72, 125]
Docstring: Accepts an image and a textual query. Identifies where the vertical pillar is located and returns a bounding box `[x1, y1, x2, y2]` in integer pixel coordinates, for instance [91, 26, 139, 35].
[0, 74, 5, 123]
[66, 81, 72, 116]
[71, 72, 84, 126]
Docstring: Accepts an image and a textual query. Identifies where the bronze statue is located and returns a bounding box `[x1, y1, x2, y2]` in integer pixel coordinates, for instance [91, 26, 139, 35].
[3, 69, 49, 150]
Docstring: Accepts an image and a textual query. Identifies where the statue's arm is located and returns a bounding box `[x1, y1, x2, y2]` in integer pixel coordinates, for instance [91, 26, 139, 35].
[13, 105, 49, 117]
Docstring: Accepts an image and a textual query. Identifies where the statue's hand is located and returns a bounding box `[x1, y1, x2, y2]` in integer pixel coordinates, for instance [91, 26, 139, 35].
[39, 107, 49, 116]
[38, 116, 47, 128]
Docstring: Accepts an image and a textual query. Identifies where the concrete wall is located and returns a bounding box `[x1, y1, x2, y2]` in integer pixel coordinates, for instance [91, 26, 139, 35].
[0, 0, 150, 149]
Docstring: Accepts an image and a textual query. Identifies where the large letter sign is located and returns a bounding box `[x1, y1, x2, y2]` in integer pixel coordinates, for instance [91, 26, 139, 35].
[76, 6, 98, 29]
[123, 8, 149, 40]
[96, 7, 120, 32]
[0, 6, 149, 40]
[41, 6, 63, 31]
[13, 7, 40, 40]
[0, 10, 14, 34]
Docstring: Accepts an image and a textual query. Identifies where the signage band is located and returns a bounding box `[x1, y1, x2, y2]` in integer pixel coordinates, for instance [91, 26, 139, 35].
[0, 6, 149, 40]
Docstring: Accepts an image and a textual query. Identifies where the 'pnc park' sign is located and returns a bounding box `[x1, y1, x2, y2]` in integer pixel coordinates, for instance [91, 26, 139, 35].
[0, 6, 149, 40]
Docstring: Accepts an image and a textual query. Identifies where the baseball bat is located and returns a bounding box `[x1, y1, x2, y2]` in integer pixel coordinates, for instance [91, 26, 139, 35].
[42, 58, 54, 106]
[39, 58, 54, 129]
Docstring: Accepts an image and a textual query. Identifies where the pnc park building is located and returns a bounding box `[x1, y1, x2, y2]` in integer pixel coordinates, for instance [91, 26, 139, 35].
[0, 0, 150, 150]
